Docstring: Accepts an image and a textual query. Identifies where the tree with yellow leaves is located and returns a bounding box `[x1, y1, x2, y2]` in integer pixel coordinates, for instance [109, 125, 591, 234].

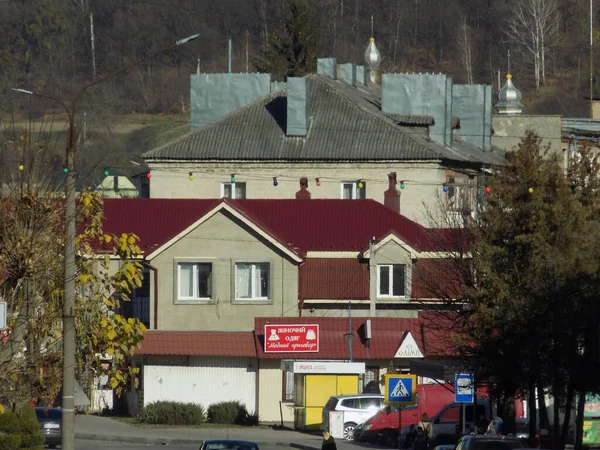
[0, 159, 146, 408]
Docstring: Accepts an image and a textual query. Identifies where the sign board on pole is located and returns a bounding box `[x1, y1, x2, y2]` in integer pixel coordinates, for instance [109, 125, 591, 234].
[0, 302, 6, 330]
[455, 374, 474, 403]
[264, 324, 319, 353]
[329, 411, 345, 439]
[384, 374, 416, 405]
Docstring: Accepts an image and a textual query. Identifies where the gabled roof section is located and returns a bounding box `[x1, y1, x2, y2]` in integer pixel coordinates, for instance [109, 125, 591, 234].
[101, 199, 453, 258]
[143, 74, 504, 164]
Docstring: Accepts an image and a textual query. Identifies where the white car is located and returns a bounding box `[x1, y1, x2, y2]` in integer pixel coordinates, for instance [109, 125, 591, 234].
[322, 394, 384, 440]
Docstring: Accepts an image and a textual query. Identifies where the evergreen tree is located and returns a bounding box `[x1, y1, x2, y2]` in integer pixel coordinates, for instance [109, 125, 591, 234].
[257, 0, 317, 81]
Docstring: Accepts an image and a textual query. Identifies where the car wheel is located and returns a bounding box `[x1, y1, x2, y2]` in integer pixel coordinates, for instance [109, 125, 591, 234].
[343, 422, 357, 440]
[377, 429, 398, 448]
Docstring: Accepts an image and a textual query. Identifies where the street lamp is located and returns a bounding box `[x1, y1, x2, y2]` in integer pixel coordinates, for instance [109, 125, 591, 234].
[12, 32, 199, 450]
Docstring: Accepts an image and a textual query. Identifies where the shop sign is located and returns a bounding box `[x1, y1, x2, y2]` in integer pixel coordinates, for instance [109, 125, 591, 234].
[292, 361, 365, 374]
[264, 324, 319, 353]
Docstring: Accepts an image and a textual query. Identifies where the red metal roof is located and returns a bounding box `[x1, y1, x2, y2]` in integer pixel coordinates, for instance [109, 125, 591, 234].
[102, 199, 221, 254]
[254, 316, 448, 360]
[136, 330, 257, 357]
[101, 198, 448, 255]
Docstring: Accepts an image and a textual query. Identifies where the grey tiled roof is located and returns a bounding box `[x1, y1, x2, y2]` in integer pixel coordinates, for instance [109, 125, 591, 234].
[143, 74, 504, 165]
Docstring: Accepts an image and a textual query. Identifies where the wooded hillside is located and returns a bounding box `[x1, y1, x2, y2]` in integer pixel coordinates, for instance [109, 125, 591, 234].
[0, 0, 595, 116]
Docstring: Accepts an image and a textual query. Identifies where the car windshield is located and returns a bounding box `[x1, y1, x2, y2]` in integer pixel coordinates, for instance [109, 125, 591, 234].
[472, 440, 523, 450]
[35, 409, 62, 420]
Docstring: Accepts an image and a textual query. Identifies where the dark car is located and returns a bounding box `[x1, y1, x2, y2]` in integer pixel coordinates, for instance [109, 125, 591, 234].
[35, 407, 62, 448]
[455, 434, 525, 450]
[200, 439, 260, 450]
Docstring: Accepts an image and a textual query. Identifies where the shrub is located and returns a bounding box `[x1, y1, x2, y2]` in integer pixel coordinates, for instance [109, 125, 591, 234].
[0, 433, 21, 450]
[19, 433, 44, 448]
[137, 401, 205, 425]
[17, 420, 38, 436]
[207, 401, 250, 425]
[0, 412, 20, 434]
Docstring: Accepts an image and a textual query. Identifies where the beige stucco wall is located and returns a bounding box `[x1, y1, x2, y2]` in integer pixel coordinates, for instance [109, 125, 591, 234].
[258, 359, 294, 424]
[148, 210, 299, 331]
[145, 161, 449, 226]
[492, 115, 562, 156]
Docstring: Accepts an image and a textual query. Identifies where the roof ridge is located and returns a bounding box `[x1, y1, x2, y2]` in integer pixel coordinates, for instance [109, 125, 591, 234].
[143, 89, 283, 159]
[313, 75, 446, 159]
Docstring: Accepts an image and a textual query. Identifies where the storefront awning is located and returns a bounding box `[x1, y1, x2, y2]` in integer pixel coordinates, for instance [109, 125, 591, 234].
[409, 359, 464, 383]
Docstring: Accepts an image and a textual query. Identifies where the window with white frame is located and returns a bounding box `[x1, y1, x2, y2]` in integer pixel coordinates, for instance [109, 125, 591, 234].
[446, 176, 473, 212]
[341, 181, 366, 199]
[377, 264, 406, 297]
[235, 262, 269, 300]
[177, 262, 212, 300]
[222, 182, 246, 199]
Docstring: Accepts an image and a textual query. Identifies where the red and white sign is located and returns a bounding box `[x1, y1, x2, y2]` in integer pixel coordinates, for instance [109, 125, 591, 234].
[264, 324, 319, 353]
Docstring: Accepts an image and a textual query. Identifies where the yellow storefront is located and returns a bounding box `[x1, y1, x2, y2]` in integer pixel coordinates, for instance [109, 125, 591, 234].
[281, 360, 366, 430]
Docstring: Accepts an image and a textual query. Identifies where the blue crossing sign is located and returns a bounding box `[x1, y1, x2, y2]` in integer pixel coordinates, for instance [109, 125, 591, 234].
[384, 374, 416, 405]
[455, 374, 474, 403]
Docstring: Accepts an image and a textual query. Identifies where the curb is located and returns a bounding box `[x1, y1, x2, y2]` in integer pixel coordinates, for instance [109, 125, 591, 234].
[75, 432, 292, 447]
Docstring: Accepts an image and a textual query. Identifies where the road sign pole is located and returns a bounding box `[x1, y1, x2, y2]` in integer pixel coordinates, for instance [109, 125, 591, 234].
[398, 405, 402, 449]
[462, 404, 466, 435]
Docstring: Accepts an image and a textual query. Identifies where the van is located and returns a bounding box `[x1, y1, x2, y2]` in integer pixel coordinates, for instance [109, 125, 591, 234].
[402, 397, 526, 448]
[358, 384, 455, 446]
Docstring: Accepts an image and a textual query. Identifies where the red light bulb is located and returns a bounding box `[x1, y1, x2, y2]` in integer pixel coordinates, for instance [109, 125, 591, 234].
[485, 186, 491, 193]
[316, 178, 321, 187]
[146, 172, 152, 179]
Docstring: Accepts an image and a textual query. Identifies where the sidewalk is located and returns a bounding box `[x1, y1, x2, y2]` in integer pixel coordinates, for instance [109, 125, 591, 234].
[75, 414, 326, 447]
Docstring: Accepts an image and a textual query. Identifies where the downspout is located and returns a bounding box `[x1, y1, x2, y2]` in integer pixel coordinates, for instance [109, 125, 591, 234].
[297, 260, 306, 317]
[141, 261, 159, 330]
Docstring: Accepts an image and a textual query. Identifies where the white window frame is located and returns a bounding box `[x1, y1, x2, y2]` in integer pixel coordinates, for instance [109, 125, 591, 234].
[221, 181, 247, 199]
[377, 264, 406, 298]
[340, 181, 366, 199]
[234, 262, 270, 301]
[175, 261, 213, 303]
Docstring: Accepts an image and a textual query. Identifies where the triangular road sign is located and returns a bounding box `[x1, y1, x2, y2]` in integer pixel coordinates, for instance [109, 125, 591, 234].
[394, 331, 424, 358]
[391, 379, 409, 397]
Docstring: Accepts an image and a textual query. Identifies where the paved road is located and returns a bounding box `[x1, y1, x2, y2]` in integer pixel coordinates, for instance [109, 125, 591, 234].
[75, 438, 380, 450]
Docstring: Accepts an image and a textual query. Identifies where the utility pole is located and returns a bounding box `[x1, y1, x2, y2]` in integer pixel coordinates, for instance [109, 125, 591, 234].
[369, 237, 377, 317]
[345, 302, 353, 362]
[591, 0, 594, 118]
[12, 32, 199, 450]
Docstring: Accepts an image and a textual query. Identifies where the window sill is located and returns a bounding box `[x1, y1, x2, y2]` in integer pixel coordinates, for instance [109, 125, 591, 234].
[377, 296, 409, 302]
[174, 298, 215, 305]
[232, 299, 273, 305]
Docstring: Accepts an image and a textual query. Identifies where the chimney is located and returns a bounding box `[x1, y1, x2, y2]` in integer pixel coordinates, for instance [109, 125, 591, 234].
[287, 77, 311, 137]
[337, 63, 357, 85]
[452, 84, 493, 151]
[190, 72, 271, 130]
[317, 57, 337, 79]
[382, 73, 453, 147]
[384, 172, 400, 214]
[295, 177, 311, 199]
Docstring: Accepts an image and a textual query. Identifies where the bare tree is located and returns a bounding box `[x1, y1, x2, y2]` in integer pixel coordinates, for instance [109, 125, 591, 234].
[507, 0, 560, 89]
[456, 16, 476, 84]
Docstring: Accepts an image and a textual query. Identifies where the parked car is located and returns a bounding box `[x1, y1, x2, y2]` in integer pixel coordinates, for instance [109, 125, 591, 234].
[35, 407, 62, 449]
[358, 383, 455, 447]
[321, 393, 384, 440]
[455, 434, 525, 450]
[200, 439, 260, 450]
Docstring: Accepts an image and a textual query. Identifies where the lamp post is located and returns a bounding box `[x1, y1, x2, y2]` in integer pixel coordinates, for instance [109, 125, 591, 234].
[12, 32, 199, 450]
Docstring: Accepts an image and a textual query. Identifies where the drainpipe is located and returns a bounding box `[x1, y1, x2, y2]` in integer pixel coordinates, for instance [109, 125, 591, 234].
[141, 261, 159, 329]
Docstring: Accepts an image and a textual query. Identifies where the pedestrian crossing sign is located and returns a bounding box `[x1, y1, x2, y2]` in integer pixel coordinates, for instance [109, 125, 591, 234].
[385, 374, 416, 405]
